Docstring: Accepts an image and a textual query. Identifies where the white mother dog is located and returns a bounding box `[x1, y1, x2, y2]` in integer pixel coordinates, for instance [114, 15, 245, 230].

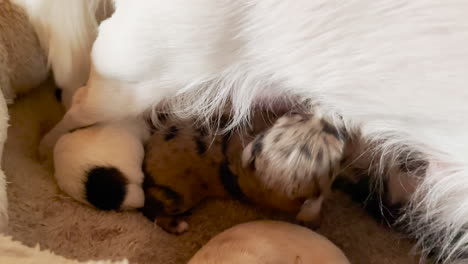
[15, 0, 468, 262]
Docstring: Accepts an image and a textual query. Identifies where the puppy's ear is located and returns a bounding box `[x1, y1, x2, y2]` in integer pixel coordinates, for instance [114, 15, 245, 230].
[85, 166, 128, 211]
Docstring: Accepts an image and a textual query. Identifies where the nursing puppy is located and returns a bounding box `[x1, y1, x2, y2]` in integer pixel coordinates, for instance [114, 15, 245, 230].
[187, 221, 350, 264]
[142, 110, 345, 234]
[53, 119, 149, 211]
[18, 1, 468, 262]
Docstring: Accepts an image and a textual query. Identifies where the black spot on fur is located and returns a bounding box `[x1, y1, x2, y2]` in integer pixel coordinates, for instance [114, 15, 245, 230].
[195, 137, 207, 155]
[219, 161, 247, 202]
[300, 144, 312, 159]
[296, 113, 310, 122]
[321, 120, 341, 140]
[157, 112, 169, 124]
[247, 134, 265, 170]
[316, 148, 324, 164]
[164, 126, 178, 141]
[85, 167, 128, 211]
[251, 133, 265, 157]
[54, 88, 62, 102]
[281, 147, 293, 158]
[273, 133, 283, 143]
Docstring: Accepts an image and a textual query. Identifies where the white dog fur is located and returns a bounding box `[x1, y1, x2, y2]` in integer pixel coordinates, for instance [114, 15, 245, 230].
[15, 0, 468, 262]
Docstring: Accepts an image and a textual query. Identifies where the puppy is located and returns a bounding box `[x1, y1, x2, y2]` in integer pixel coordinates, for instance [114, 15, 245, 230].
[142, 110, 345, 234]
[53, 118, 149, 211]
[18, 1, 468, 262]
[188, 220, 350, 264]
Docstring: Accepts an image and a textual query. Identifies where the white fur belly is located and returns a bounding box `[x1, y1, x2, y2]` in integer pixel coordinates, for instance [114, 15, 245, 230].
[239, 0, 468, 164]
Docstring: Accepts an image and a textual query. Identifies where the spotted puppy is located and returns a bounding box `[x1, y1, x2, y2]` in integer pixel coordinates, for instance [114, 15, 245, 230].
[142, 111, 346, 234]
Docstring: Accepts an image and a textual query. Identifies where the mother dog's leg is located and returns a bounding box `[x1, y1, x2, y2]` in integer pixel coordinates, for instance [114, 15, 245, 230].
[39, 0, 234, 159]
[38, 69, 163, 160]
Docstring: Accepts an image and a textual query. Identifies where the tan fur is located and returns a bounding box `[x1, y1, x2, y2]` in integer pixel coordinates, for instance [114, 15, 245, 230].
[143, 111, 346, 232]
[188, 220, 350, 264]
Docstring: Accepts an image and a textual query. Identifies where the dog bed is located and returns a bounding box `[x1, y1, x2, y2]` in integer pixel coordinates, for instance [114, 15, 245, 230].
[0, 80, 420, 263]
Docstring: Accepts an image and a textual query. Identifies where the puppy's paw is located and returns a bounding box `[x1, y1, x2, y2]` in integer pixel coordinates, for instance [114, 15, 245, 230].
[242, 113, 346, 198]
[295, 197, 324, 230]
[156, 216, 189, 235]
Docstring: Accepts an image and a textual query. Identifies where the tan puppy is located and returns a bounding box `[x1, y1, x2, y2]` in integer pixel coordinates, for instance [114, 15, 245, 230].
[188, 220, 350, 264]
[142, 111, 346, 233]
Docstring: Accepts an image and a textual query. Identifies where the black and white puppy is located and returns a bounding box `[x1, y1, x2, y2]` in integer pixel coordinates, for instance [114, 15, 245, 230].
[53, 119, 148, 211]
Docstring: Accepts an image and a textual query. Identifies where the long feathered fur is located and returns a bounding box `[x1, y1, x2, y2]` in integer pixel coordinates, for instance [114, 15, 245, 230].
[18, 0, 468, 262]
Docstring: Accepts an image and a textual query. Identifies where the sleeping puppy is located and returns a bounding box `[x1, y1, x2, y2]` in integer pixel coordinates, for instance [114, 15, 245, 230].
[142, 110, 346, 234]
[18, 1, 468, 262]
[53, 118, 149, 211]
[188, 220, 350, 264]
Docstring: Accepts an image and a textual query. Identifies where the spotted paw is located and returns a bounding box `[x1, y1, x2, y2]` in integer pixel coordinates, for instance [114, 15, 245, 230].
[242, 113, 346, 199]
